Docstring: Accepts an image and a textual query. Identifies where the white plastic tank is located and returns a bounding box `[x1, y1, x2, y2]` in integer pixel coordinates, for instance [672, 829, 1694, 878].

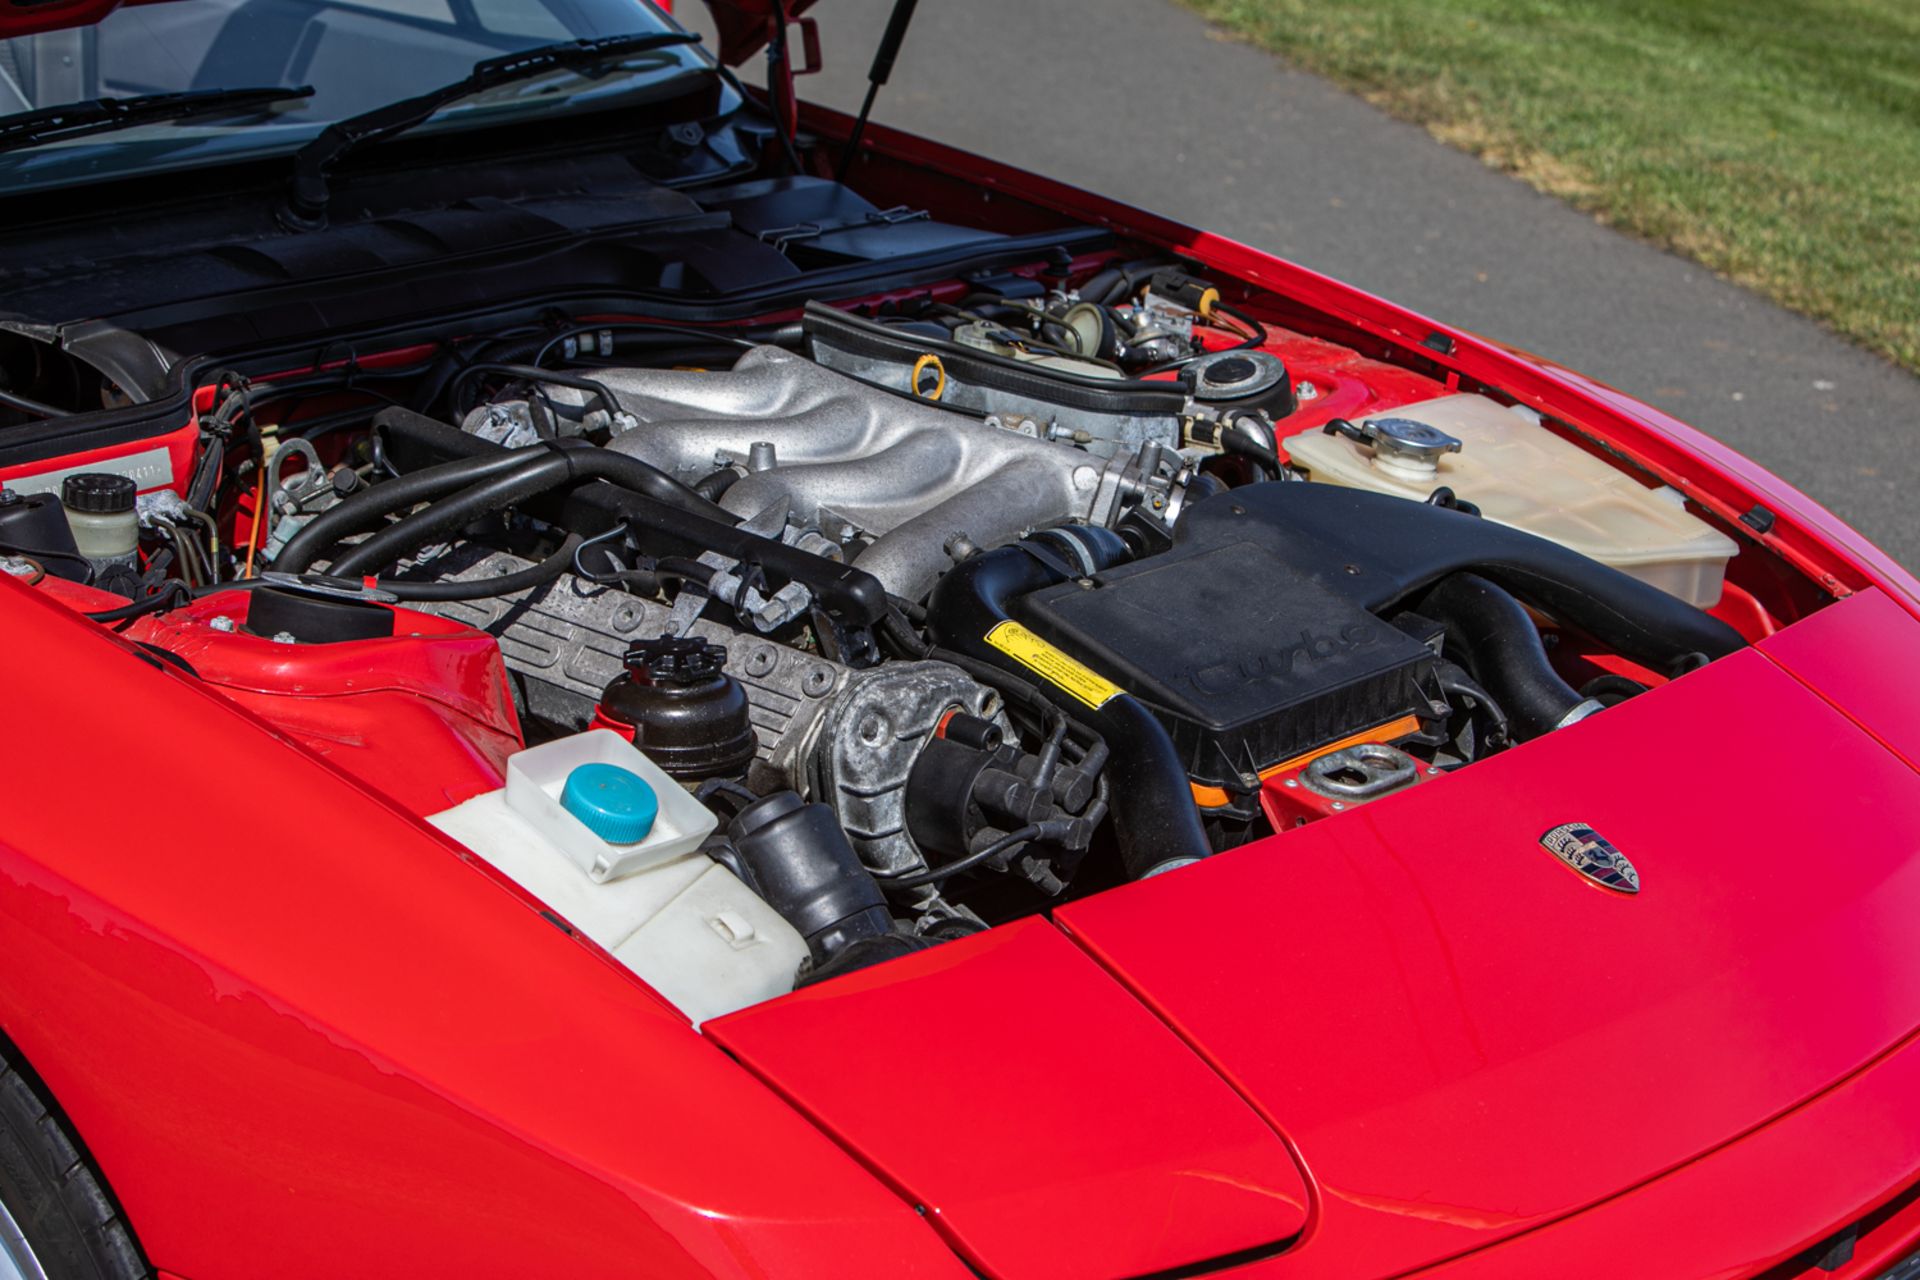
[429, 731, 806, 1026]
[1284, 394, 1738, 606]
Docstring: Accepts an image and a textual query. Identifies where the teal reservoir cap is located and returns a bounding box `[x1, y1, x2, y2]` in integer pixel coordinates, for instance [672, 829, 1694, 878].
[560, 763, 659, 844]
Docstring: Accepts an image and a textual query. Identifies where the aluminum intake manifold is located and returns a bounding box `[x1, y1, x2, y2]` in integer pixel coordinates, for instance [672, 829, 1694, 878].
[578, 347, 1175, 600]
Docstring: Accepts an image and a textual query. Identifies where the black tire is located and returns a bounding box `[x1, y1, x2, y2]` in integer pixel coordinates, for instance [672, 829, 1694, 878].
[0, 1044, 148, 1280]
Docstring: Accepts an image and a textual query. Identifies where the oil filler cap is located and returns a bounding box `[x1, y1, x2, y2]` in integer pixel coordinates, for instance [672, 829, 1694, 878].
[560, 763, 658, 845]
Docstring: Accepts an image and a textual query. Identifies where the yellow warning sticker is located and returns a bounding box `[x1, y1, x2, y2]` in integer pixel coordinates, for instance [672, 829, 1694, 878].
[984, 620, 1124, 710]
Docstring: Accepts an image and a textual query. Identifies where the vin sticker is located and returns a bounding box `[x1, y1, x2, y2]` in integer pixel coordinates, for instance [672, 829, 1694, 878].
[4, 446, 174, 497]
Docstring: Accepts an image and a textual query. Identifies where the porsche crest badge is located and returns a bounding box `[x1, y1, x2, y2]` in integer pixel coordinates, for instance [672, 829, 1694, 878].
[1539, 823, 1640, 894]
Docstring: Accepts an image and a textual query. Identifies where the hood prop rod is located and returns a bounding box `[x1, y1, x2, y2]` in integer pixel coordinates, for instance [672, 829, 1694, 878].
[835, 0, 920, 183]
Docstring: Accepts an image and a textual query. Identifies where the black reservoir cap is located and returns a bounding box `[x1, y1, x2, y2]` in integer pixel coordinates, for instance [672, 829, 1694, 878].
[61, 472, 137, 514]
[600, 637, 757, 780]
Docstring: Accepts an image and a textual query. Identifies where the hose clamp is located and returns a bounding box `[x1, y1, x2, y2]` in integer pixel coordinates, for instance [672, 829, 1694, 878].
[1555, 697, 1608, 730]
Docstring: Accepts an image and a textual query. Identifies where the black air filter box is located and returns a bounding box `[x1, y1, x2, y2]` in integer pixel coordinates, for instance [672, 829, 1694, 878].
[1017, 540, 1441, 789]
[1014, 480, 1747, 790]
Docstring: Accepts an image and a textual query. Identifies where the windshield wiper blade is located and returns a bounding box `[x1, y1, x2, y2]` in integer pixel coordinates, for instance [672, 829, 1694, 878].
[280, 30, 701, 228]
[0, 85, 315, 156]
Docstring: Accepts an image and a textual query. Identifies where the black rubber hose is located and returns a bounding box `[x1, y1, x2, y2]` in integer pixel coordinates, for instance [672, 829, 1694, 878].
[370, 407, 727, 526]
[329, 452, 580, 577]
[373, 535, 582, 601]
[369, 408, 892, 629]
[522, 439, 731, 520]
[448, 363, 620, 418]
[1077, 267, 1125, 307]
[274, 446, 547, 573]
[193, 536, 585, 602]
[1432, 657, 1512, 751]
[924, 528, 1213, 880]
[281, 438, 730, 576]
[1079, 258, 1169, 307]
[1420, 573, 1587, 741]
[1580, 673, 1648, 707]
[882, 824, 1047, 891]
[1221, 411, 1281, 476]
[325, 443, 723, 577]
[329, 444, 735, 578]
[692, 467, 740, 502]
[84, 581, 191, 624]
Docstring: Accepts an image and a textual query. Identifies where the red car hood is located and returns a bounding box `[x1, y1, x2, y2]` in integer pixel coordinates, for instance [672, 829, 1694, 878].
[713, 593, 1920, 1279]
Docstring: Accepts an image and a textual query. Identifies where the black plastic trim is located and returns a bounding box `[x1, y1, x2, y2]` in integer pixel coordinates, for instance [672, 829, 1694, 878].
[804, 300, 1188, 416]
[101, 225, 1110, 386]
[0, 229, 1108, 472]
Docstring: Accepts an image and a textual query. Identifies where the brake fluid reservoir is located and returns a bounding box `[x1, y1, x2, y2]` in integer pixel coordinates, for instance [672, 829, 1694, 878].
[428, 731, 805, 1025]
[1285, 394, 1737, 606]
[60, 473, 139, 571]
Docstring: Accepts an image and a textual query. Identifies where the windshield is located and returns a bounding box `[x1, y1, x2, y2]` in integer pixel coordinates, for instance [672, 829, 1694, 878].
[0, 0, 720, 193]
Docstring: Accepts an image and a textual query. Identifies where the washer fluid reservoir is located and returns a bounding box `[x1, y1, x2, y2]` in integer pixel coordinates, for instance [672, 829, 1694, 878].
[429, 731, 806, 1025]
[1285, 393, 1737, 606]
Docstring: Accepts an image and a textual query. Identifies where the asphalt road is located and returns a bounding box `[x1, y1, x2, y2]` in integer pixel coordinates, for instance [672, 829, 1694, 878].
[681, 0, 1920, 570]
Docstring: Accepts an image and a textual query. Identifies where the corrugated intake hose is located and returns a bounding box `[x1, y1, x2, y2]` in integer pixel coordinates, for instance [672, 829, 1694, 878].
[925, 526, 1214, 880]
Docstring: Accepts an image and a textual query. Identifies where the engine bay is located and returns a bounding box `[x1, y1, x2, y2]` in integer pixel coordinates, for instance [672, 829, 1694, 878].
[0, 140, 1820, 1025]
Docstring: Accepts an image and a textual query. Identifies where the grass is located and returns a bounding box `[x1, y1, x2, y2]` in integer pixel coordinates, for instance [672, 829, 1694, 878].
[1181, 0, 1920, 373]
